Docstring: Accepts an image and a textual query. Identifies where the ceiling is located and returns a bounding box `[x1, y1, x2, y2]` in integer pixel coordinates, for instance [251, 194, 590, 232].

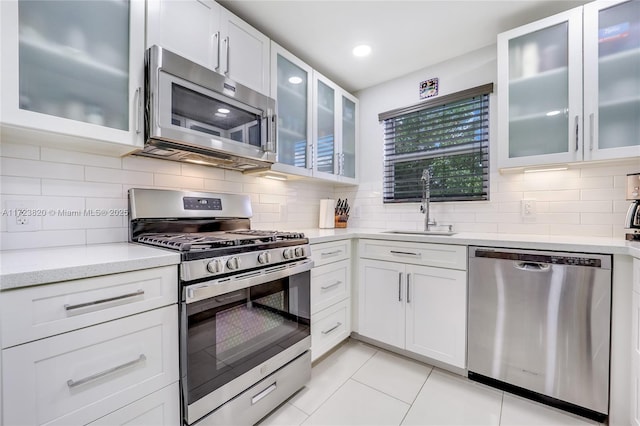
[218, 0, 592, 93]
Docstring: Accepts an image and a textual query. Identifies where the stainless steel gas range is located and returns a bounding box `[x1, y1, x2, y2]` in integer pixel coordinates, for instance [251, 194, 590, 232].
[129, 188, 312, 426]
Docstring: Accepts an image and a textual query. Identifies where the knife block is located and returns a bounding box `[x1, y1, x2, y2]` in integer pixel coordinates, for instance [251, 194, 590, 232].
[335, 214, 348, 228]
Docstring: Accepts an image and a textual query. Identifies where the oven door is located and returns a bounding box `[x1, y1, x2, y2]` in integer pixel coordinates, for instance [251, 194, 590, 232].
[181, 259, 312, 425]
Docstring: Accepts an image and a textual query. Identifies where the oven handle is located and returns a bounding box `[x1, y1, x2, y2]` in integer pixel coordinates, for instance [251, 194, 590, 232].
[185, 259, 314, 304]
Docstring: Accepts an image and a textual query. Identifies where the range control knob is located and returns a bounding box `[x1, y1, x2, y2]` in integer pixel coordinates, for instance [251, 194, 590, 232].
[206, 259, 223, 274]
[283, 248, 294, 259]
[226, 257, 240, 270]
[258, 252, 272, 264]
[294, 247, 305, 258]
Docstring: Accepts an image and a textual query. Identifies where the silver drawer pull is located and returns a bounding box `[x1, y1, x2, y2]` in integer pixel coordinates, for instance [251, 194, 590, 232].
[67, 354, 146, 389]
[251, 382, 277, 405]
[64, 289, 145, 311]
[320, 250, 342, 257]
[390, 250, 421, 257]
[322, 322, 342, 335]
[321, 281, 342, 290]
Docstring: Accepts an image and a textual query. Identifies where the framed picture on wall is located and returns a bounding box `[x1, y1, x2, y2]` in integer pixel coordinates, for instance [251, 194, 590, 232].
[420, 78, 438, 99]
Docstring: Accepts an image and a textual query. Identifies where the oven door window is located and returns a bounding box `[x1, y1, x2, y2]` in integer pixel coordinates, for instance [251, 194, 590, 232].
[170, 82, 262, 147]
[185, 271, 310, 405]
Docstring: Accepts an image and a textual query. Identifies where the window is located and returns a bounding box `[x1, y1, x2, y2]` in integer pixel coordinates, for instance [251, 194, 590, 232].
[379, 83, 493, 203]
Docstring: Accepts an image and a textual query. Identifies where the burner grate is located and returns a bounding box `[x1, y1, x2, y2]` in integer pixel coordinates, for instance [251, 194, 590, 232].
[137, 233, 237, 251]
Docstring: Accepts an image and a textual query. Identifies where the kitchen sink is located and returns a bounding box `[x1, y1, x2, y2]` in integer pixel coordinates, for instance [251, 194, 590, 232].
[383, 230, 457, 236]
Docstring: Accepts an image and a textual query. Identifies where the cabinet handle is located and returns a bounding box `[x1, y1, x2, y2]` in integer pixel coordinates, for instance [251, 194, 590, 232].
[320, 250, 342, 257]
[589, 113, 594, 151]
[321, 280, 342, 290]
[224, 36, 230, 75]
[67, 354, 146, 388]
[406, 273, 411, 304]
[214, 31, 221, 71]
[390, 250, 421, 257]
[307, 144, 313, 169]
[134, 87, 142, 134]
[251, 382, 277, 405]
[321, 322, 342, 335]
[398, 272, 403, 302]
[574, 115, 579, 152]
[64, 289, 145, 312]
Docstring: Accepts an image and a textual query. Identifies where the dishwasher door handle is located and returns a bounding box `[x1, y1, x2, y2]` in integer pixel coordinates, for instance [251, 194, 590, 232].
[513, 262, 551, 272]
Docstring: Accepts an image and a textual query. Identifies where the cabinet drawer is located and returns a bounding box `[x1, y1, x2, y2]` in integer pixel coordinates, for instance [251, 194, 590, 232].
[311, 259, 350, 314]
[311, 299, 351, 361]
[311, 240, 351, 267]
[1, 266, 177, 348]
[88, 382, 180, 426]
[359, 239, 467, 270]
[2, 305, 179, 426]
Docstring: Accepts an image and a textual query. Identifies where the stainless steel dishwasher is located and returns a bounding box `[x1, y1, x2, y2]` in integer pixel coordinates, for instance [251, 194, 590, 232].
[467, 246, 612, 422]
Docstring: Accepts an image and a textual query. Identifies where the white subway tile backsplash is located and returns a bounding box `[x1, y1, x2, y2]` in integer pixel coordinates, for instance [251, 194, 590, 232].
[580, 212, 626, 225]
[0, 142, 40, 160]
[1, 158, 84, 180]
[0, 229, 86, 250]
[41, 147, 121, 168]
[203, 178, 243, 193]
[548, 201, 611, 213]
[181, 163, 225, 180]
[523, 190, 580, 202]
[86, 227, 128, 244]
[122, 156, 182, 175]
[86, 167, 153, 185]
[580, 188, 625, 201]
[154, 174, 204, 189]
[42, 179, 122, 198]
[0, 176, 41, 195]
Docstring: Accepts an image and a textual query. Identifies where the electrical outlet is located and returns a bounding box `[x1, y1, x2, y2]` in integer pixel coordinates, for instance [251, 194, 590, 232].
[521, 199, 537, 218]
[5, 200, 42, 232]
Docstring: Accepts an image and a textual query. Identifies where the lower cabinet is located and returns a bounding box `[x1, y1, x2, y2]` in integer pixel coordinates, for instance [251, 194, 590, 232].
[88, 382, 180, 426]
[633, 258, 640, 425]
[357, 239, 468, 369]
[310, 240, 352, 361]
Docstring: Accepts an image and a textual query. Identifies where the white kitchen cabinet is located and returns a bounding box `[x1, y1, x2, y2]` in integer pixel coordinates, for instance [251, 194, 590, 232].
[583, 0, 640, 162]
[2, 305, 178, 426]
[270, 43, 359, 183]
[312, 71, 359, 184]
[310, 240, 352, 361]
[146, 0, 270, 96]
[0, 0, 145, 155]
[270, 42, 314, 177]
[498, 1, 640, 169]
[88, 382, 180, 426]
[358, 239, 467, 368]
[632, 258, 640, 425]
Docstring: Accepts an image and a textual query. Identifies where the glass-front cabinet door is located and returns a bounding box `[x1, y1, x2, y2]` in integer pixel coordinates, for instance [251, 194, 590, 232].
[584, 0, 640, 161]
[0, 0, 144, 152]
[313, 74, 337, 179]
[270, 42, 313, 177]
[498, 7, 583, 168]
[341, 94, 358, 181]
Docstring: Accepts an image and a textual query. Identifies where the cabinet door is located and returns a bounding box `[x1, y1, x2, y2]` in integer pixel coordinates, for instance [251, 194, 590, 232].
[220, 8, 270, 96]
[498, 7, 583, 168]
[358, 259, 405, 348]
[584, 0, 640, 162]
[339, 92, 358, 183]
[313, 72, 339, 181]
[0, 0, 144, 152]
[270, 42, 313, 177]
[146, 0, 220, 70]
[405, 265, 467, 368]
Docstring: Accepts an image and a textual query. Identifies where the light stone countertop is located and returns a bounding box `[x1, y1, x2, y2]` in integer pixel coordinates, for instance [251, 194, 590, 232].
[0, 243, 180, 290]
[1, 231, 637, 291]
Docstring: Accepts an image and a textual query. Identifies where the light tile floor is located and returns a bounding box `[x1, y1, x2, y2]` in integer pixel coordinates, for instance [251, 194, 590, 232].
[259, 339, 603, 426]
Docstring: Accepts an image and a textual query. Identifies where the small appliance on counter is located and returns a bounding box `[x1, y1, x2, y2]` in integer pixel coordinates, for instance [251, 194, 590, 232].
[626, 173, 640, 241]
[319, 199, 335, 229]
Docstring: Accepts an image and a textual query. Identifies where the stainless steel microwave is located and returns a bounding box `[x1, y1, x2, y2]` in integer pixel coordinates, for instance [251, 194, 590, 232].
[136, 45, 277, 171]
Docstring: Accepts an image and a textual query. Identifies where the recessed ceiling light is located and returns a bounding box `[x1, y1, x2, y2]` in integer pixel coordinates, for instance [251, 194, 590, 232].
[352, 44, 372, 57]
[288, 76, 303, 85]
[217, 108, 230, 114]
[215, 112, 227, 117]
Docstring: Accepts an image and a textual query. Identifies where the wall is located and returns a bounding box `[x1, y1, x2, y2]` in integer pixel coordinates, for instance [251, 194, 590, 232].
[0, 142, 334, 250]
[337, 44, 637, 238]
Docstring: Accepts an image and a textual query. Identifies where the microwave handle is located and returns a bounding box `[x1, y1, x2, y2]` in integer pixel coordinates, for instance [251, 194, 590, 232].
[266, 110, 277, 152]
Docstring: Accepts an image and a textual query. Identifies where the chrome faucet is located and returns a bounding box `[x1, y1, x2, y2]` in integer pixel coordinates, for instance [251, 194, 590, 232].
[420, 168, 436, 231]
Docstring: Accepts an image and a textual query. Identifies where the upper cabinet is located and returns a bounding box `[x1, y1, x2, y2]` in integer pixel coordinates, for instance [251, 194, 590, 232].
[583, 0, 640, 162]
[498, 0, 640, 169]
[270, 43, 359, 184]
[0, 0, 145, 154]
[146, 0, 270, 96]
[312, 72, 358, 184]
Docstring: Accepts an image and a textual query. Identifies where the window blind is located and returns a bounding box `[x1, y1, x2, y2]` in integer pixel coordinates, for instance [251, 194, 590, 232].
[379, 83, 493, 203]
